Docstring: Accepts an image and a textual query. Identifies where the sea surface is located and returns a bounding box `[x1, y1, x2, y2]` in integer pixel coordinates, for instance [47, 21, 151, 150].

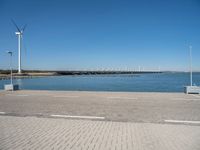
[0, 72, 200, 92]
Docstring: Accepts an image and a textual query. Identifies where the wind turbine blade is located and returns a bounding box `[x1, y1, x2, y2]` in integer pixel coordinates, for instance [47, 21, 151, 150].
[11, 19, 21, 32]
[22, 24, 27, 32]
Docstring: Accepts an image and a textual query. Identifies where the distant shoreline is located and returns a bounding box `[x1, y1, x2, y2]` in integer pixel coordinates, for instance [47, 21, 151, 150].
[1, 70, 200, 80]
[0, 70, 162, 80]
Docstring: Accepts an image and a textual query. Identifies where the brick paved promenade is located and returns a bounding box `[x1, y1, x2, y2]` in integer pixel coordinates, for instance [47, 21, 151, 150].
[1, 116, 200, 150]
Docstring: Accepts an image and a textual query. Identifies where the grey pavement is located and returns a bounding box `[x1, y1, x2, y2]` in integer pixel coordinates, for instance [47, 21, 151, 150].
[0, 90, 200, 123]
[0, 90, 200, 150]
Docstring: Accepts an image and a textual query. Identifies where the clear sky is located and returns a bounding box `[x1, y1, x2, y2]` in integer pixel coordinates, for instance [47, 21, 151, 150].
[0, 0, 200, 71]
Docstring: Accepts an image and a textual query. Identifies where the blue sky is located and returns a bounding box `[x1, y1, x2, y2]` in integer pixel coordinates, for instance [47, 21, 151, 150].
[0, 0, 200, 71]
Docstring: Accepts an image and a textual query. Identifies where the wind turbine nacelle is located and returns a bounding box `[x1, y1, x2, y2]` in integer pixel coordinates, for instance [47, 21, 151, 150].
[15, 32, 21, 35]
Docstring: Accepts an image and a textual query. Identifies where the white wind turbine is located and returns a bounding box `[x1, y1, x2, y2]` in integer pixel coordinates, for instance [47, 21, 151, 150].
[12, 19, 27, 74]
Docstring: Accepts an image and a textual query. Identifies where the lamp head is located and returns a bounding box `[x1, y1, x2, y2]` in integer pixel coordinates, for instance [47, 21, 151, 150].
[6, 51, 13, 55]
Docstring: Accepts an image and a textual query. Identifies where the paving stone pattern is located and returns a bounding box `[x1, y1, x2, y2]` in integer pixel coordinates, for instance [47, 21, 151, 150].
[1, 116, 200, 150]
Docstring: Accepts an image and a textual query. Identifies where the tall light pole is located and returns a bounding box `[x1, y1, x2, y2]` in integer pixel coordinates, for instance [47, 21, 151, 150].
[4, 51, 19, 91]
[189, 45, 193, 86]
[6, 51, 13, 85]
[184, 44, 200, 94]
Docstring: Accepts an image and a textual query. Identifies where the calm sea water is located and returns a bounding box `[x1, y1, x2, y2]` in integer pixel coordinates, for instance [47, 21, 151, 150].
[0, 72, 200, 92]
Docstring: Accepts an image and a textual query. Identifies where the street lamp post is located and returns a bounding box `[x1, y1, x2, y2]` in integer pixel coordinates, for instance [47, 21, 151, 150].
[4, 51, 19, 91]
[189, 45, 192, 86]
[7, 51, 13, 85]
[184, 45, 200, 94]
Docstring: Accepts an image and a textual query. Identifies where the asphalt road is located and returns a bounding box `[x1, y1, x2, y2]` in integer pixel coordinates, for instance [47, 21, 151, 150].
[0, 90, 200, 124]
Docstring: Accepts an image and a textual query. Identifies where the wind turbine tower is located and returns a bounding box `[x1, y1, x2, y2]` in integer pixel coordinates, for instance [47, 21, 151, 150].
[12, 20, 26, 74]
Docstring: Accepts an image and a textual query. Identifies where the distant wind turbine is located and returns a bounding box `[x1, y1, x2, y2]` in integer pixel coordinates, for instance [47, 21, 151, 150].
[11, 19, 27, 74]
